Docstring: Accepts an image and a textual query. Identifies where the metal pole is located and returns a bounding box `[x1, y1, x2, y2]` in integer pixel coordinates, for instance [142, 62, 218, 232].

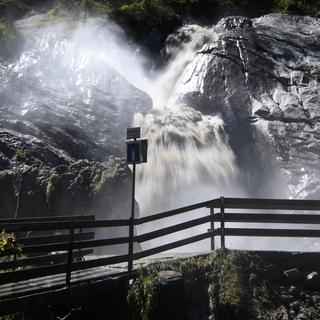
[210, 207, 215, 250]
[220, 197, 225, 250]
[83, 0, 88, 24]
[128, 161, 136, 274]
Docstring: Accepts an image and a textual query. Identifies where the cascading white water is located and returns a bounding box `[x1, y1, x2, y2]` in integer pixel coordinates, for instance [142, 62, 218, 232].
[5, 18, 243, 252]
[130, 25, 244, 251]
[134, 25, 242, 216]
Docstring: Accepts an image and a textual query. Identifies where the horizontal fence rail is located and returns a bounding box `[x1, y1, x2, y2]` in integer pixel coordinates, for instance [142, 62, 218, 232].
[2, 197, 320, 292]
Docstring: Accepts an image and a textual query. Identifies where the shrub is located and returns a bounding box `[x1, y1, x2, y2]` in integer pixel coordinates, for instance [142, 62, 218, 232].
[0, 229, 22, 256]
[127, 268, 158, 320]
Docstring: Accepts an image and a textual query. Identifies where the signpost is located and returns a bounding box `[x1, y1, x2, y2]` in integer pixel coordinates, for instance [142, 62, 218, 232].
[126, 127, 148, 274]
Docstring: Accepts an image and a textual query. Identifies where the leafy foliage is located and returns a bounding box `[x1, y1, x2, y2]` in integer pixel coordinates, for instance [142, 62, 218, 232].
[0, 229, 22, 256]
[127, 268, 158, 320]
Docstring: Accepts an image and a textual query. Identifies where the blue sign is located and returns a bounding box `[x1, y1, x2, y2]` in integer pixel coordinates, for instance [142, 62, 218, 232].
[127, 141, 141, 164]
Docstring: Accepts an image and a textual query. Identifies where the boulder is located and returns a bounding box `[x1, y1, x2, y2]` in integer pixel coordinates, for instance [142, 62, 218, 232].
[156, 271, 185, 320]
[305, 271, 320, 290]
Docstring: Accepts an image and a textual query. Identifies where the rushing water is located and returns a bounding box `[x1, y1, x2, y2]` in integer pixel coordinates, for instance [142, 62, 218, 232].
[4, 16, 317, 252]
[1, 18, 242, 251]
[134, 25, 242, 214]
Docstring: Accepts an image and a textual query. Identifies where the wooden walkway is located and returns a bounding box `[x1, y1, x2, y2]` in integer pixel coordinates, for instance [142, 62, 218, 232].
[0, 264, 129, 316]
[2, 197, 320, 316]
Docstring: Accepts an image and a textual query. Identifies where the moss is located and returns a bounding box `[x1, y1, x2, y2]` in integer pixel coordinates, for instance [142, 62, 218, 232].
[75, 166, 105, 195]
[272, 0, 319, 15]
[13, 147, 29, 162]
[0, 312, 24, 320]
[46, 172, 60, 208]
[0, 18, 10, 37]
[92, 2, 113, 18]
[217, 252, 247, 315]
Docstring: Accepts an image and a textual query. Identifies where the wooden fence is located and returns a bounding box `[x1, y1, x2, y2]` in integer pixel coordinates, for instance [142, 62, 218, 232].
[2, 197, 320, 287]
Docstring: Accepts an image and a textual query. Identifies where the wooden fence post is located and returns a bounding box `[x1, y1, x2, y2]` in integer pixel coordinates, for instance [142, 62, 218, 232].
[128, 217, 134, 274]
[220, 197, 225, 250]
[66, 222, 74, 286]
[210, 207, 215, 250]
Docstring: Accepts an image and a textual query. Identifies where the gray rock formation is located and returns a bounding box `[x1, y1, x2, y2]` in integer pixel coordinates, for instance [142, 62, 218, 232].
[173, 14, 320, 198]
[0, 23, 152, 218]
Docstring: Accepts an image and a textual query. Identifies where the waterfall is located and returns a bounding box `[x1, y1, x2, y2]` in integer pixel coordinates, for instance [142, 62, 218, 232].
[1, 18, 243, 252]
[134, 25, 242, 215]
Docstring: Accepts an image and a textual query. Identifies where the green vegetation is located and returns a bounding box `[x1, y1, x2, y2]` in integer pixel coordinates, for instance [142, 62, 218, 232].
[127, 267, 158, 320]
[214, 251, 248, 317]
[13, 147, 28, 162]
[0, 230, 24, 320]
[76, 165, 111, 195]
[128, 250, 275, 319]
[46, 172, 60, 209]
[0, 0, 319, 58]
[272, 0, 320, 15]
[0, 229, 22, 255]
[0, 313, 24, 320]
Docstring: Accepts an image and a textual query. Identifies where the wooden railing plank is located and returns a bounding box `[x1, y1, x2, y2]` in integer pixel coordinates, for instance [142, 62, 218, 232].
[0, 249, 93, 270]
[225, 228, 320, 237]
[135, 199, 220, 225]
[221, 198, 320, 210]
[18, 232, 95, 246]
[136, 215, 213, 243]
[0, 263, 68, 285]
[71, 237, 130, 249]
[71, 254, 129, 271]
[0, 215, 95, 223]
[134, 230, 220, 260]
[2, 219, 130, 232]
[213, 213, 320, 224]
[1, 237, 130, 256]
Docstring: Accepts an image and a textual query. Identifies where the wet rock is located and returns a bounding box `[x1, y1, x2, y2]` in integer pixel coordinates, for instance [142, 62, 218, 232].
[281, 313, 289, 320]
[305, 271, 320, 290]
[0, 29, 152, 220]
[290, 301, 300, 312]
[157, 271, 185, 320]
[288, 285, 299, 297]
[280, 294, 294, 304]
[173, 14, 320, 198]
[312, 295, 320, 305]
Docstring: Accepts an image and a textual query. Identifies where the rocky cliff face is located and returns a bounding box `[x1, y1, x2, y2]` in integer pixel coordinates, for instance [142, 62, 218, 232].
[1, 13, 320, 219]
[172, 14, 320, 198]
[0, 22, 152, 218]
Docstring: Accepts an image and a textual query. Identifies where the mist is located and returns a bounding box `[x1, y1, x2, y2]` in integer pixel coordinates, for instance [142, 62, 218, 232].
[5, 14, 319, 254]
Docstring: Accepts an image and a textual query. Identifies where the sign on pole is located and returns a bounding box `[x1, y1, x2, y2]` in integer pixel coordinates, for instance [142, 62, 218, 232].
[127, 127, 141, 140]
[126, 127, 147, 274]
[126, 141, 141, 164]
[126, 139, 148, 164]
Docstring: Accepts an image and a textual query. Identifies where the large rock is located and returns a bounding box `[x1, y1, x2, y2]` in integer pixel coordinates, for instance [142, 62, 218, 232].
[0, 21, 152, 218]
[171, 14, 320, 198]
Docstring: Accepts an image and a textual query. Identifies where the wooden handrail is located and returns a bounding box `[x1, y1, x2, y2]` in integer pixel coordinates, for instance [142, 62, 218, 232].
[0, 215, 95, 223]
[135, 215, 213, 243]
[135, 198, 220, 224]
[213, 213, 320, 224]
[219, 197, 320, 210]
[2, 219, 130, 232]
[2, 197, 320, 288]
